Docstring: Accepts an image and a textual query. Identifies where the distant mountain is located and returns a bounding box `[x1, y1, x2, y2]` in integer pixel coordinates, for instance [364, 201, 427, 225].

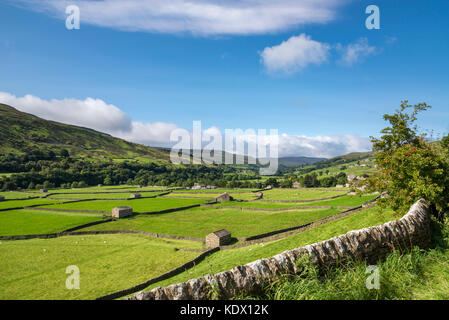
[0, 103, 170, 162]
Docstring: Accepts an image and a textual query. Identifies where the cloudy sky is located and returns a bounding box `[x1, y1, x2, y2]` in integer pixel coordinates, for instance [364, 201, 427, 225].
[1, 1, 448, 158]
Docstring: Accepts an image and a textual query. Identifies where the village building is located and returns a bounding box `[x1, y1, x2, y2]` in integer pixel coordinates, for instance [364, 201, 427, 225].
[205, 229, 231, 248]
[0, 195, 4, 201]
[293, 182, 300, 189]
[40, 189, 48, 193]
[129, 193, 141, 199]
[347, 175, 356, 183]
[112, 206, 133, 219]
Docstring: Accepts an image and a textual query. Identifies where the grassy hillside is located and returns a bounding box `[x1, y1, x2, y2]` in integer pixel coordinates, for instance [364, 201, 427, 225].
[0, 103, 170, 162]
[295, 151, 376, 177]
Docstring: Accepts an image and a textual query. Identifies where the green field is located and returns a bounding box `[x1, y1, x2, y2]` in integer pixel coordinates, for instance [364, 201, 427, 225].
[0, 198, 63, 210]
[215, 194, 378, 209]
[0, 185, 409, 300]
[142, 206, 396, 292]
[163, 192, 258, 201]
[0, 234, 203, 300]
[0, 209, 106, 236]
[261, 188, 348, 201]
[46, 186, 168, 193]
[48, 192, 162, 200]
[82, 207, 341, 238]
[172, 189, 258, 193]
[43, 197, 209, 213]
[0, 192, 44, 200]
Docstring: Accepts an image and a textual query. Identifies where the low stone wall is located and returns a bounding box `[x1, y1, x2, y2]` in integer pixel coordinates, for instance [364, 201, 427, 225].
[128, 199, 432, 300]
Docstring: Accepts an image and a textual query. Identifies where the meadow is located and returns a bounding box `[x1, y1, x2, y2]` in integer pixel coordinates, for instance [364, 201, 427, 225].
[0, 185, 398, 300]
[0, 234, 202, 300]
[43, 197, 209, 213]
[215, 194, 378, 209]
[0, 209, 106, 236]
[0, 198, 63, 210]
[82, 207, 341, 238]
[261, 188, 348, 201]
[0, 191, 44, 199]
[48, 192, 163, 200]
[142, 206, 397, 292]
[162, 192, 259, 201]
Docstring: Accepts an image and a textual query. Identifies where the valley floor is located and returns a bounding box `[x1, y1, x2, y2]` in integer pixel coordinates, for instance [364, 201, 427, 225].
[0, 185, 446, 300]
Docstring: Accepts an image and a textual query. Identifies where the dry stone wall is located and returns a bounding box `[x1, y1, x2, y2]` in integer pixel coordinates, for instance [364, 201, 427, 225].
[128, 199, 432, 300]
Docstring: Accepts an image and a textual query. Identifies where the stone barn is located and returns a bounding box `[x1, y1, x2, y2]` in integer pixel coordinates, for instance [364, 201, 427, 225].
[129, 193, 141, 199]
[206, 229, 231, 248]
[112, 206, 133, 219]
[215, 192, 233, 202]
[40, 189, 48, 193]
[0, 195, 4, 201]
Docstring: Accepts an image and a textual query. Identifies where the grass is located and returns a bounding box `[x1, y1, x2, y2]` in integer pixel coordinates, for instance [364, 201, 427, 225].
[43, 197, 209, 213]
[163, 192, 258, 201]
[0, 209, 106, 236]
[0, 192, 44, 200]
[261, 188, 347, 201]
[172, 189, 258, 193]
[46, 186, 168, 193]
[141, 205, 396, 292]
[0, 198, 63, 210]
[215, 194, 378, 209]
[82, 207, 341, 238]
[242, 219, 449, 300]
[48, 192, 162, 200]
[0, 234, 203, 299]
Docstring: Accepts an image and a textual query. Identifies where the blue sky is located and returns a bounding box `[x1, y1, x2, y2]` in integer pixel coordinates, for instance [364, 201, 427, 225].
[1, 0, 448, 157]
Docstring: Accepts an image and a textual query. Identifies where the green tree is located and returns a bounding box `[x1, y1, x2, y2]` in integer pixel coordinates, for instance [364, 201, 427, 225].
[104, 176, 112, 186]
[367, 101, 449, 219]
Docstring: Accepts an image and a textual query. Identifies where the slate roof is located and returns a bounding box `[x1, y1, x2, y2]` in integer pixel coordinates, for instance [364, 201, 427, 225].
[210, 229, 231, 238]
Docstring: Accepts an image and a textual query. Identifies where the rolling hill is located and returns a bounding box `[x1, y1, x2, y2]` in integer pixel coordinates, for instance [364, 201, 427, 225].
[0, 103, 170, 162]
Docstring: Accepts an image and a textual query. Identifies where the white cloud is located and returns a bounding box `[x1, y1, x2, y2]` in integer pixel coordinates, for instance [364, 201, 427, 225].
[260, 33, 330, 74]
[0, 91, 371, 158]
[336, 38, 377, 66]
[278, 134, 371, 158]
[15, 0, 343, 36]
[0, 91, 178, 147]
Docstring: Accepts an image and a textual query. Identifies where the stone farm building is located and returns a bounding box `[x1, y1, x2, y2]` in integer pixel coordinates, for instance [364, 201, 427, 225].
[112, 206, 133, 219]
[215, 192, 233, 202]
[206, 229, 231, 248]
